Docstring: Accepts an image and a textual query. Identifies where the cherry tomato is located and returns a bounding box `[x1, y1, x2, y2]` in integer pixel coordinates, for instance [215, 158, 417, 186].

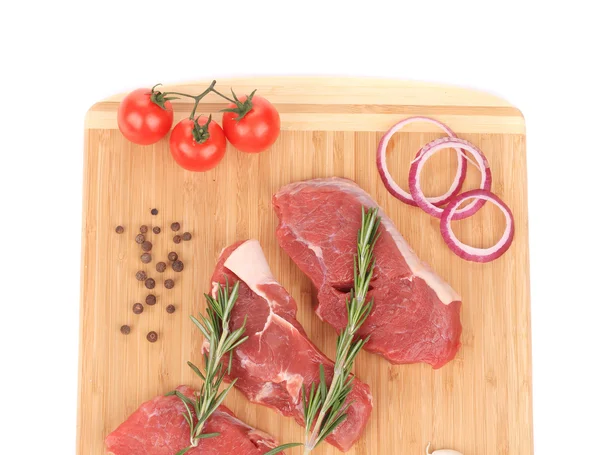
[117, 88, 174, 145]
[222, 95, 280, 153]
[169, 116, 227, 172]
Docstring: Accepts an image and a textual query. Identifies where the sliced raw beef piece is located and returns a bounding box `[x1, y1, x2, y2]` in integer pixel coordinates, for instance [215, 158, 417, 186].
[105, 385, 280, 455]
[209, 240, 372, 452]
[273, 177, 462, 369]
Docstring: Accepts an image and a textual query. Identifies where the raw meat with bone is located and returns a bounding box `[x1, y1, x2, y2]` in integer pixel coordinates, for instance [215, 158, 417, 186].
[208, 239, 372, 452]
[105, 385, 280, 455]
[273, 177, 462, 368]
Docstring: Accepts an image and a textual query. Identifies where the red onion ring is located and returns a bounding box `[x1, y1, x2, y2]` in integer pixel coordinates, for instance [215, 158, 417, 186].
[440, 189, 514, 262]
[409, 137, 492, 219]
[376, 117, 467, 207]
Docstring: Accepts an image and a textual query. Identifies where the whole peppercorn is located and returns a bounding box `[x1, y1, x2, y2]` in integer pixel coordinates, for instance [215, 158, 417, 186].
[156, 262, 167, 273]
[135, 270, 147, 281]
[146, 294, 156, 306]
[141, 253, 152, 264]
[135, 234, 145, 244]
[152, 226, 161, 234]
[141, 241, 153, 252]
[140, 225, 148, 234]
[173, 235, 182, 244]
[133, 303, 144, 314]
[172, 260, 184, 272]
[145, 278, 156, 289]
[168, 252, 178, 262]
[166, 304, 176, 314]
[120, 325, 131, 335]
[171, 222, 181, 231]
[146, 331, 158, 343]
[164, 279, 175, 289]
[182, 232, 192, 241]
[151, 208, 158, 215]
[115, 226, 124, 234]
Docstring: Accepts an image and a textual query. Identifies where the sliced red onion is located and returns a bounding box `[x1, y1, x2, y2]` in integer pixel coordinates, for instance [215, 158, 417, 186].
[409, 137, 492, 219]
[440, 189, 514, 262]
[376, 116, 467, 207]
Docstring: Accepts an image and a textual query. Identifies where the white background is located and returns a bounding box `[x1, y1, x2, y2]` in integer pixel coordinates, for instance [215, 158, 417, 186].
[0, 0, 598, 453]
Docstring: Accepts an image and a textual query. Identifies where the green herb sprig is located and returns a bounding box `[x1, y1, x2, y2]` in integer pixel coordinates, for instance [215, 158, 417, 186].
[167, 280, 249, 454]
[302, 206, 380, 453]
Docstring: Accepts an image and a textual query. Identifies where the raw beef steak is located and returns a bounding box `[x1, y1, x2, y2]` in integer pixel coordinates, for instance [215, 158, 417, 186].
[105, 385, 280, 455]
[273, 177, 462, 369]
[209, 240, 372, 452]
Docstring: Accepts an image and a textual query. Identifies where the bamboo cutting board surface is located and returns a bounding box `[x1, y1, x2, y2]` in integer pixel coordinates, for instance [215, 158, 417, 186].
[79, 77, 531, 455]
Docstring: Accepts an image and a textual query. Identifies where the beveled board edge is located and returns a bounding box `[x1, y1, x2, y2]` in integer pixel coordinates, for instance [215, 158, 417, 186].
[85, 77, 525, 134]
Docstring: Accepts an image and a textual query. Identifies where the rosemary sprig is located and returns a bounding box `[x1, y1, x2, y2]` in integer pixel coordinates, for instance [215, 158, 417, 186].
[167, 280, 249, 452]
[302, 206, 381, 453]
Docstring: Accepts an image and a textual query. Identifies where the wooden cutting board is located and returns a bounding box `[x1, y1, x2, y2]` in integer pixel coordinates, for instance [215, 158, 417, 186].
[78, 77, 531, 455]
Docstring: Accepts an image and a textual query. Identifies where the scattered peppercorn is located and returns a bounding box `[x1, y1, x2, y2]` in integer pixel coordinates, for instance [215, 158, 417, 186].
[115, 226, 124, 234]
[133, 303, 144, 314]
[145, 278, 156, 289]
[171, 222, 181, 231]
[166, 304, 176, 314]
[141, 253, 152, 263]
[164, 279, 175, 289]
[135, 270, 147, 281]
[135, 234, 145, 244]
[172, 260, 184, 272]
[156, 262, 167, 273]
[182, 232, 192, 241]
[173, 235, 182, 244]
[146, 294, 156, 305]
[140, 225, 148, 234]
[151, 208, 158, 215]
[152, 226, 161, 234]
[168, 252, 178, 262]
[120, 325, 131, 335]
[141, 240, 153, 252]
[146, 331, 158, 343]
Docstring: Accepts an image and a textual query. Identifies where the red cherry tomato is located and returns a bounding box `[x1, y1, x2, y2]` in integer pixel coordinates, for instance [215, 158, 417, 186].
[169, 116, 227, 172]
[117, 88, 173, 145]
[222, 95, 280, 153]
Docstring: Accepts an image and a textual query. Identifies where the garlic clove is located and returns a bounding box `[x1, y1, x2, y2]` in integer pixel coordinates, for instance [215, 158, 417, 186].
[426, 442, 463, 455]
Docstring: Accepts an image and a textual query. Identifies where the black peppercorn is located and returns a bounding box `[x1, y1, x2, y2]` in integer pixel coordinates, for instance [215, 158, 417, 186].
[140, 225, 148, 234]
[135, 270, 147, 281]
[156, 262, 166, 273]
[146, 331, 158, 343]
[152, 226, 161, 234]
[151, 208, 158, 215]
[115, 226, 124, 234]
[146, 294, 156, 306]
[133, 303, 144, 314]
[164, 279, 175, 289]
[172, 260, 184, 272]
[173, 235, 182, 244]
[170, 222, 181, 231]
[145, 278, 156, 289]
[141, 241, 153, 252]
[168, 252, 178, 262]
[120, 325, 131, 335]
[166, 304, 175, 314]
[182, 232, 192, 241]
[135, 234, 145, 244]
[141, 253, 152, 263]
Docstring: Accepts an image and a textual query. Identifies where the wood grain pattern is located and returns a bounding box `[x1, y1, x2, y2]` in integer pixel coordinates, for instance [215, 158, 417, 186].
[78, 77, 531, 455]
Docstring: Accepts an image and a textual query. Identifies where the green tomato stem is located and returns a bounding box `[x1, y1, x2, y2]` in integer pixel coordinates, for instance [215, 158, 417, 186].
[210, 87, 237, 104]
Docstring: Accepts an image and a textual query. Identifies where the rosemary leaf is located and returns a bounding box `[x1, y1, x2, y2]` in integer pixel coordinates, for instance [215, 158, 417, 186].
[196, 432, 220, 439]
[263, 443, 304, 455]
